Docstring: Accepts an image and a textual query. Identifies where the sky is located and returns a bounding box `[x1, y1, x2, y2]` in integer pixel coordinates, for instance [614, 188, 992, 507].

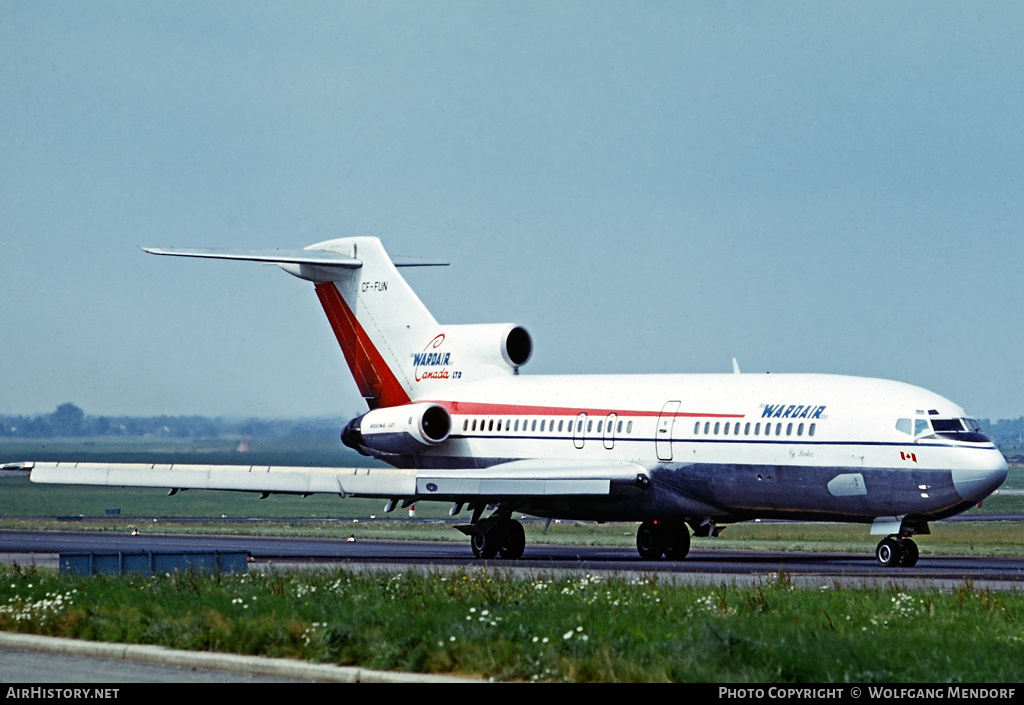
[2, 2, 1023, 421]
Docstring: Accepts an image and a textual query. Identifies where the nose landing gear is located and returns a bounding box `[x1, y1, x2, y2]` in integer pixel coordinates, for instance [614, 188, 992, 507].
[875, 536, 919, 568]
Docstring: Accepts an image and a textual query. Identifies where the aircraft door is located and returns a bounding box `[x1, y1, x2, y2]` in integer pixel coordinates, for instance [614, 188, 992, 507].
[603, 413, 617, 450]
[573, 412, 587, 449]
[656, 401, 681, 461]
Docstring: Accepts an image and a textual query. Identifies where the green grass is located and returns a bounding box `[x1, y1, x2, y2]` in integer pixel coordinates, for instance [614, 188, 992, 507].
[1, 564, 1022, 682]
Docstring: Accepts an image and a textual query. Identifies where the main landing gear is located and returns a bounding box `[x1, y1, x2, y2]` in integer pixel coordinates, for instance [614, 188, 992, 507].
[875, 536, 919, 568]
[465, 517, 526, 560]
[636, 520, 691, 561]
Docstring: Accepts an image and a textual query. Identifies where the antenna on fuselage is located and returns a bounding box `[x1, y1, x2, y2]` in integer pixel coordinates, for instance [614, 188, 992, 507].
[732, 358, 741, 374]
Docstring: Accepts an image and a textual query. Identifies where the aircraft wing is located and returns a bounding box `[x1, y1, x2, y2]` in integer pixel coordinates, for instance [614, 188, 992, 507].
[29, 461, 649, 500]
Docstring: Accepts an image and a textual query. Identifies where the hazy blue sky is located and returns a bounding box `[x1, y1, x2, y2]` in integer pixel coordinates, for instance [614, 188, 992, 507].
[2, 2, 1023, 421]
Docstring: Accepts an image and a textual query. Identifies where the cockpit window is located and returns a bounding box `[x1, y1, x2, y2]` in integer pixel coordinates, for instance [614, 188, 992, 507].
[898, 418, 933, 436]
[927, 417, 990, 443]
[931, 418, 964, 433]
[899, 416, 989, 442]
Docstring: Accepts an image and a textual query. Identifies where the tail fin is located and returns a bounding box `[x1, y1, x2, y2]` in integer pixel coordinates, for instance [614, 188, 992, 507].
[146, 237, 529, 410]
[291, 237, 441, 409]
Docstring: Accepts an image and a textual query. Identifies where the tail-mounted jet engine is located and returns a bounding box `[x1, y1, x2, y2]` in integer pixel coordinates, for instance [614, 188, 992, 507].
[341, 403, 452, 456]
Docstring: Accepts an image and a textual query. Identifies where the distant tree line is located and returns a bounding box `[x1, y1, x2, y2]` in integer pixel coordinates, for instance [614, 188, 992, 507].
[979, 418, 1024, 450]
[0, 403, 347, 442]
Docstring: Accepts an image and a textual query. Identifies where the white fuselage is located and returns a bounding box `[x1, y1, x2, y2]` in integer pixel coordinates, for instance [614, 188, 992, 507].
[395, 372, 1006, 526]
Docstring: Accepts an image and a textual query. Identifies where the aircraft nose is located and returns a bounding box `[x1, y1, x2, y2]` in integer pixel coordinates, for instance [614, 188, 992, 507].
[951, 453, 1008, 503]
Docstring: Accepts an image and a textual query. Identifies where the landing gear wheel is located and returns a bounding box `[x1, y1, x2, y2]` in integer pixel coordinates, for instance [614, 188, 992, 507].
[900, 538, 919, 567]
[662, 523, 691, 561]
[471, 530, 498, 559]
[636, 521, 666, 560]
[875, 536, 901, 567]
[498, 519, 526, 560]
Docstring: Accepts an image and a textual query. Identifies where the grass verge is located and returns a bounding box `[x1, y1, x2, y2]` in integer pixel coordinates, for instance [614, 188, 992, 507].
[1, 563, 1021, 682]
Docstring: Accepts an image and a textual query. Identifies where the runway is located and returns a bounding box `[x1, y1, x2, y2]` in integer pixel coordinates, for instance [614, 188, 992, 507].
[2, 529, 1022, 590]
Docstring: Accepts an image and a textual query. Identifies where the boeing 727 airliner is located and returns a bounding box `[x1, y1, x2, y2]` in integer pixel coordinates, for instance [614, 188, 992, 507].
[31, 237, 1007, 567]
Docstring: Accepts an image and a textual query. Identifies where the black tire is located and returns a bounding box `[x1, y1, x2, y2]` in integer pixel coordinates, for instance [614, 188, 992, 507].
[662, 523, 691, 560]
[636, 521, 665, 560]
[471, 530, 498, 559]
[876, 537, 901, 567]
[900, 538, 919, 567]
[498, 520, 526, 560]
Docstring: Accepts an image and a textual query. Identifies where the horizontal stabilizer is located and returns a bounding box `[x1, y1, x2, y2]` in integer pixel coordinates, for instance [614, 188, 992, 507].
[142, 247, 363, 268]
[143, 247, 448, 268]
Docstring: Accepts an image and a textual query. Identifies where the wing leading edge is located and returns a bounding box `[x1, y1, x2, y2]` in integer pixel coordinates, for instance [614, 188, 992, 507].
[29, 461, 649, 500]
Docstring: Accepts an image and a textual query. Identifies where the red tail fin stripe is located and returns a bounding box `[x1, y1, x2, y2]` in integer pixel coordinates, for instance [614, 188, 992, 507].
[314, 282, 411, 409]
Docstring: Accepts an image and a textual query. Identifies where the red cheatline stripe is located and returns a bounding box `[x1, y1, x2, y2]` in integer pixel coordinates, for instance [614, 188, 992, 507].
[418, 400, 745, 418]
[314, 282, 410, 409]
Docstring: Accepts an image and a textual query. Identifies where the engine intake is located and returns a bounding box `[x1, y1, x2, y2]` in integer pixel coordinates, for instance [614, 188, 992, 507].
[502, 325, 533, 368]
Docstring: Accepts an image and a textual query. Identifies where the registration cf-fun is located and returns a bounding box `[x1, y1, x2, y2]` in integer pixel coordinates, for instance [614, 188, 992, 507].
[31, 237, 1007, 567]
